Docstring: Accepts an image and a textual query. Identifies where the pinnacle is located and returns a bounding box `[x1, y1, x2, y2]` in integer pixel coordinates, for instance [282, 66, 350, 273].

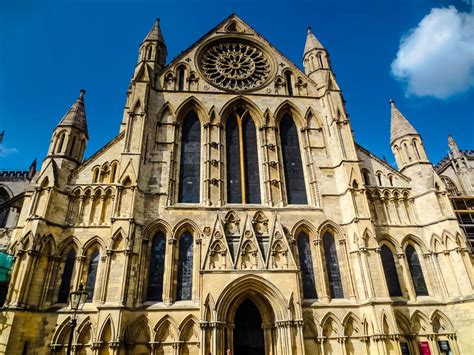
[144, 18, 165, 44]
[390, 100, 419, 144]
[58, 89, 88, 139]
[304, 26, 324, 55]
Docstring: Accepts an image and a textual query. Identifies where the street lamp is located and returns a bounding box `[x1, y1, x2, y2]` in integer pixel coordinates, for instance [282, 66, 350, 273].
[66, 283, 88, 355]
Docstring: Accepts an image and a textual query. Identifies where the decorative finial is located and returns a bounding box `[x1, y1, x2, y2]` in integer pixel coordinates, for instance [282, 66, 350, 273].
[79, 89, 86, 99]
[307, 26, 312, 33]
[389, 98, 395, 105]
[156, 17, 160, 23]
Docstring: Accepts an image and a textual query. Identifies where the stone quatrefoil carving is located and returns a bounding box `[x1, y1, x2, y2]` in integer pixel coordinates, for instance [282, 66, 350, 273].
[199, 40, 272, 91]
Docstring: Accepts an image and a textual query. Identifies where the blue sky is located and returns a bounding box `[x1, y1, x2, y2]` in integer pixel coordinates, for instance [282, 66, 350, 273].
[0, 0, 472, 170]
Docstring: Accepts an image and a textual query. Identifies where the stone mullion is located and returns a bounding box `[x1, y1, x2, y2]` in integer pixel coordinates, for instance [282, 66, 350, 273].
[259, 125, 272, 206]
[193, 238, 201, 302]
[313, 238, 329, 302]
[99, 249, 112, 304]
[163, 238, 176, 305]
[74, 255, 86, 290]
[166, 123, 178, 206]
[301, 126, 319, 207]
[339, 239, 356, 300]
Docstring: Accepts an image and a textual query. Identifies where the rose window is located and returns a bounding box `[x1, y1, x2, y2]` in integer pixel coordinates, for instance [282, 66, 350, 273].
[199, 40, 272, 91]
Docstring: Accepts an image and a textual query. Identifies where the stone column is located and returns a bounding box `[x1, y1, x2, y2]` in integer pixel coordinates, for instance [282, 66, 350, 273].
[163, 238, 176, 305]
[313, 238, 329, 302]
[397, 254, 416, 300]
[339, 239, 356, 300]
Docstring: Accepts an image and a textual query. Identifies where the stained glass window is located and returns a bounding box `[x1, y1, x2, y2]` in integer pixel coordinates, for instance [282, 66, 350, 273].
[323, 232, 344, 298]
[58, 250, 75, 303]
[297, 232, 317, 299]
[380, 245, 402, 297]
[405, 245, 428, 296]
[147, 232, 166, 301]
[178, 111, 201, 203]
[242, 116, 260, 204]
[280, 114, 307, 204]
[176, 232, 193, 301]
[85, 250, 99, 302]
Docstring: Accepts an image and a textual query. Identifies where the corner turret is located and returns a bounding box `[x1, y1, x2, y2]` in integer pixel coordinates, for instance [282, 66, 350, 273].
[47, 89, 88, 165]
[389, 99, 428, 171]
[137, 18, 167, 70]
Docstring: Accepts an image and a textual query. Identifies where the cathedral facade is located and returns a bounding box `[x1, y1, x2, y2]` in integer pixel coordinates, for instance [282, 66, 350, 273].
[1, 15, 473, 355]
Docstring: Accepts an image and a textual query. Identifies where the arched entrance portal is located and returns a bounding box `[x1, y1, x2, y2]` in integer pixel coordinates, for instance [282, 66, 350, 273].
[234, 299, 265, 355]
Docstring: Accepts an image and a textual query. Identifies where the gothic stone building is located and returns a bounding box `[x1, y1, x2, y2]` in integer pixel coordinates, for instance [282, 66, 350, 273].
[1, 15, 473, 355]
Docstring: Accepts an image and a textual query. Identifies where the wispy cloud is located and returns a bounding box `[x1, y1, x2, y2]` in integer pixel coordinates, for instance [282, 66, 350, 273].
[391, 6, 474, 99]
[0, 145, 18, 157]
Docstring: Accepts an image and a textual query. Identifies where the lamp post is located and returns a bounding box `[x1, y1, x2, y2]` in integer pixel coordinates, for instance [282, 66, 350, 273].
[66, 283, 88, 355]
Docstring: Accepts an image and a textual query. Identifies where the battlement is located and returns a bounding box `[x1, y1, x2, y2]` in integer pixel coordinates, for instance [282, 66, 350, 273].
[0, 170, 32, 181]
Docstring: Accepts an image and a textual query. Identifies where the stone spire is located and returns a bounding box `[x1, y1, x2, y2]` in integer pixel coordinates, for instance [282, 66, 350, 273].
[58, 89, 88, 139]
[390, 99, 418, 144]
[304, 26, 324, 55]
[143, 18, 165, 44]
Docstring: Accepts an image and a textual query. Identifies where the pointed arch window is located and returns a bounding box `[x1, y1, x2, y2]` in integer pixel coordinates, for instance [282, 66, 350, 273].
[323, 232, 344, 298]
[297, 232, 317, 299]
[147, 231, 166, 301]
[176, 232, 193, 301]
[85, 250, 100, 302]
[280, 114, 307, 204]
[226, 107, 261, 204]
[362, 169, 371, 186]
[405, 245, 428, 296]
[285, 72, 293, 96]
[178, 111, 201, 203]
[380, 245, 402, 297]
[58, 250, 76, 303]
[177, 66, 185, 91]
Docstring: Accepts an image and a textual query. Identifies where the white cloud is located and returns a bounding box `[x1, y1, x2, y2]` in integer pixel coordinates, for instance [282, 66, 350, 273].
[0, 145, 17, 157]
[391, 6, 474, 99]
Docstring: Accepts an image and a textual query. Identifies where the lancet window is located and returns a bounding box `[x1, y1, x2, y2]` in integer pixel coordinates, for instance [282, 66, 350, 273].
[85, 250, 100, 302]
[297, 232, 317, 299]
[57, 250, 76, 303]
[226, 107, 261, 204]
[405, 245, 428, 296]
[147, 232, 166, 301]
[176, 232, 193, 301]
[178, 111, 201, 203]
[323, 232, 344, 298]
[380, 245, 402, 297]
[280, 114, 307, 204]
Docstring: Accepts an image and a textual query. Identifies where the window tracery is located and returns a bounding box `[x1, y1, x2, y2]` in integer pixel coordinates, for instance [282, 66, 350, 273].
[199, 40, 272, 92]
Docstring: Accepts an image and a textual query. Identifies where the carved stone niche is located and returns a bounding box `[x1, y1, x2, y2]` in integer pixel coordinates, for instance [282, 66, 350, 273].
[224, 211, 240, 236]
[252, 211, 269, 236]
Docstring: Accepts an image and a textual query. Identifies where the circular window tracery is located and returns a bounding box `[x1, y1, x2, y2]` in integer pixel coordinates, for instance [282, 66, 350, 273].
[198, 40, 273, 92]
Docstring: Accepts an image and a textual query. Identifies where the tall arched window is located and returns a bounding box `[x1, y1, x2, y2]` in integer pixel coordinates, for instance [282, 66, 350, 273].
[58, 250, 76, 303]
[380, 245, 402, 297]
[178, 111, 201, 203]
[176, 232, 193, 301]
[147, 232, 166, 301]
[226, 107, 261, 204]
[362, 169, 371, 186]
[280, 114, 307, 204]
[285, 72, 293, 96]
[405, 245, 428, 296]
[323, 232, 344, 298]
[297, 232, 317, 299]
[85, 250, 100, 302]
[177, 66, 185, 91]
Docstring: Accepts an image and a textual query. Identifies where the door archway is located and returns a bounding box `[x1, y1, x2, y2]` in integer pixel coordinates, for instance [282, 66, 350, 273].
[233, 299, 265, 355]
